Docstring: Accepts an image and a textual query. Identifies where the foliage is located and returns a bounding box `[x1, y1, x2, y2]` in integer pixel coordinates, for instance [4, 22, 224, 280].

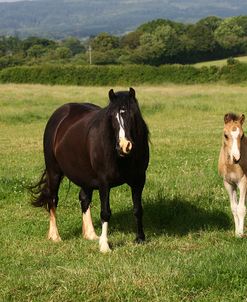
[54, 47, 73, 59]
[61, 37, 85, 55]
[0, 64, 226, 85]
[27, 45, 47, 58]
[90, 32, 119, 52]
[226, 57, 240, 65]
[1, 15, 247, 67]
[2, 61, 247, 85]
[214, 17, 245, 50]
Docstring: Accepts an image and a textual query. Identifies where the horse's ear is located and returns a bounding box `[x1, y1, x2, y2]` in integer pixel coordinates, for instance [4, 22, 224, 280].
[239, 114, 245, 125]
[224, 113, 231, 124]
[129, 87, 135, 98]
[109, 89, 116, 102]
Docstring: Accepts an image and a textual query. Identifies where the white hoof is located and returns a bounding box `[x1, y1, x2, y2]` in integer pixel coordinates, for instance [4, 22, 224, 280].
[235, 232, 245, 238]
[83, 232, 99, 241]
[99, 238, 111, 253]
[48, 232, 62, 242]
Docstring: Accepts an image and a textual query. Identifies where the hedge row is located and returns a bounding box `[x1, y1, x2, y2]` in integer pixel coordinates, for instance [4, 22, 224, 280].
[0, 63, 245, 85]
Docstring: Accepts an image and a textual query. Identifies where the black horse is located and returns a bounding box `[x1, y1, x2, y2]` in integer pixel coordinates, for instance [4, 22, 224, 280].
[31, 87, 149, 252]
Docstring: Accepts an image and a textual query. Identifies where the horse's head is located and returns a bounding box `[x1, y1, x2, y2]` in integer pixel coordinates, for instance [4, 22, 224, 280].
[108, 87, 140, 157]
[223, 112, 245, 164]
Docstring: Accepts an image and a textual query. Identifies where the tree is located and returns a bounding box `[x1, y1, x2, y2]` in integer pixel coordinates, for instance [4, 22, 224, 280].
[90, 32, 119, 52]
[55, 47, 72, 59]
[22, 37, 56, 53]
[27, 45, 47, 58]
[186, 23, 217, 53]
[214, 17, 245, 49]
[197, 16, 222, 32]
[120, 31, 142, 49]
[62, 37, 85, 55]
[137, 18, 186, 35]
[0, 36, 22, 56]
[137, 25, 181, 65]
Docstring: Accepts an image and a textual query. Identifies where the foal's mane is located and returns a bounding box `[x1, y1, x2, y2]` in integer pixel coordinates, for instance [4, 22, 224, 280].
[224, 113, 240, 123]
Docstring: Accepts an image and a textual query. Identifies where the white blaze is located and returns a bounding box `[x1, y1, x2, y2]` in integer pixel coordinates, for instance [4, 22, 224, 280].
[116, 112, 126, 139]
[231, 127, 240, 161]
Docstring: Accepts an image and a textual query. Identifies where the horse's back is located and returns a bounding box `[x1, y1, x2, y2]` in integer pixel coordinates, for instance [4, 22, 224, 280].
[43, 103, 100, 167]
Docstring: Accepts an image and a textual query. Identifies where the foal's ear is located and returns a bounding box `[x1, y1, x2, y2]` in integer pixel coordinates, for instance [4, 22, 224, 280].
[129, 87, 136, 98]
[224, 113, 231, 124]
[239, 114, 245, 125]
[109, 89, 116, 102]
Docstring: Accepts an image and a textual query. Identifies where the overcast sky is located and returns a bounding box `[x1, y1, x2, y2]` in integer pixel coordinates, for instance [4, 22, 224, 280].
[0, 0, 30, 2]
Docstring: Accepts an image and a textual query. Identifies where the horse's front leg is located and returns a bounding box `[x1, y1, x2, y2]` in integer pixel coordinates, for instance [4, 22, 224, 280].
[99, 185, 111, 253]
[224, 180, 239, 236]
[237, 177, 247, 237]
[131, 178, 145, 243]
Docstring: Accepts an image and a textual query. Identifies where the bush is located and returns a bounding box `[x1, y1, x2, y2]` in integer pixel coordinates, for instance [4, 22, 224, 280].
[0, 63, 244, 85]
[226, 57, 240, 65]
[221, 62, 247, 83]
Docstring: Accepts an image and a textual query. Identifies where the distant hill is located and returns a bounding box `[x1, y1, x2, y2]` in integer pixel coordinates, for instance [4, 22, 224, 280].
[1, 0, 247, 39]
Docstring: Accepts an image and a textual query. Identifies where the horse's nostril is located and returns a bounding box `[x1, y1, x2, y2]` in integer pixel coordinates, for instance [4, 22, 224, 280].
[233, 156, 240, 164]
[126, 141, 132, 152]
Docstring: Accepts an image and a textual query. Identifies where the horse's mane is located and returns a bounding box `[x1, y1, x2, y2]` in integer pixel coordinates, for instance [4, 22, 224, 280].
[86, 91, 149, 147]
[108, 91, 149, 141]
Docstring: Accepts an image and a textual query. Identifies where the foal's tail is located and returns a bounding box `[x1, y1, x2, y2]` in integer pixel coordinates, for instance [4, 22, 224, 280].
[29, 169, 49, 210]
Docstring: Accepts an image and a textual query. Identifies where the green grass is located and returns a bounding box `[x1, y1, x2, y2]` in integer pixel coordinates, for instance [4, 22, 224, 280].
[1, 84, 247, 301]
[194, 55, 247, 68]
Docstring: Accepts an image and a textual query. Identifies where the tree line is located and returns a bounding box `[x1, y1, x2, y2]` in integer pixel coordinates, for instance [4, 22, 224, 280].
[1, 15, 247, 68]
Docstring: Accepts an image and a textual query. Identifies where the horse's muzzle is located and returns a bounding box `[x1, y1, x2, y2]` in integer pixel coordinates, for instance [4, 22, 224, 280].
[233, 156, 240, 164]
[118, 138, 132, 157]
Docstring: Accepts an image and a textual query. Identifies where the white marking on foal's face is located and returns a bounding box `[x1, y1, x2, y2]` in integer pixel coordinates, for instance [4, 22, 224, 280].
[116, 111, 126, 139]
[230, 127, 240, 162]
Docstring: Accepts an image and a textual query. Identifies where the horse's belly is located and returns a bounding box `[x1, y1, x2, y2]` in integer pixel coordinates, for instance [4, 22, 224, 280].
[55, 138, 99, 188]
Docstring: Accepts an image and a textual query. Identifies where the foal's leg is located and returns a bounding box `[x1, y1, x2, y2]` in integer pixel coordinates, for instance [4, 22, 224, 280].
[224, 180, 239, 236]
[79, 188, 98, 240]
[131, 178, 145, 243]
[47, 172, 62, 242]
[99, 185, 111, 253]
[237, 177, 247, 237]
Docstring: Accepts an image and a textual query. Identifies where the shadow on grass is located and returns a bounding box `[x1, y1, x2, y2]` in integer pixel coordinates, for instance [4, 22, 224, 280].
[110, 194, 231, 237]
[61, 194, 231, 240]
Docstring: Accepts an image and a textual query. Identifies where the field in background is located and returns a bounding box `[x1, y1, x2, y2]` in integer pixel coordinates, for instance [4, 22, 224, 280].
[194, 55, 247, 67]
[1, 84, 247, 301]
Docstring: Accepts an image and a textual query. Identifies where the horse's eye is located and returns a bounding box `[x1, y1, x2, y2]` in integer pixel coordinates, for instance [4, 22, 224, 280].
[224, 134, 228, 139]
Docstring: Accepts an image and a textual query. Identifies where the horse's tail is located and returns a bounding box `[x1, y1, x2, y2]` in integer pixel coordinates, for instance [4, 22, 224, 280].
[29, 169, 49, 210]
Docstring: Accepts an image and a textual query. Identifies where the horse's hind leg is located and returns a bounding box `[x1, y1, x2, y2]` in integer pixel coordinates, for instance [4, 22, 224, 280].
[79, 188, 98, 240]
[47, 171, 63, 242]
[237, 178, 247, 237]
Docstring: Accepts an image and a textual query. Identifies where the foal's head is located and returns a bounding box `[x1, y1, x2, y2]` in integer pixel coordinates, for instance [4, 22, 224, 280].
[223, 113, 245, 163]
[108, 87, 141, 157]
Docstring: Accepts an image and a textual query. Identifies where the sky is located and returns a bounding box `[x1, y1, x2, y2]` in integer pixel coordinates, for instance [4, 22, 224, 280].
[0, 0, 30, 2]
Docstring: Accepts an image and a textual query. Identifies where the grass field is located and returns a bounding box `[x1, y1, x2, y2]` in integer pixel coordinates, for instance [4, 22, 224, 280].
[1, 84, 247, 301]
[194, 55, 247, 67]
